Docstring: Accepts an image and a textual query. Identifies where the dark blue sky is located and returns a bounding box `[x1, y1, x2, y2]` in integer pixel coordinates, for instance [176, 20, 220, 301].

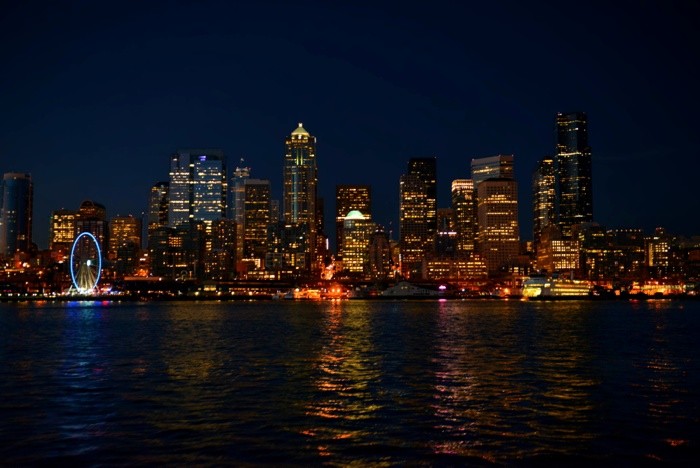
[2, 0, 699, 249]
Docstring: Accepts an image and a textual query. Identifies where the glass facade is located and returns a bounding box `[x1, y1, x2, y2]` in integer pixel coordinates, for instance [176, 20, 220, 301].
[556, 112, 593, 237]
[0, 172, 33, 258]
[532, 156, 556, 246]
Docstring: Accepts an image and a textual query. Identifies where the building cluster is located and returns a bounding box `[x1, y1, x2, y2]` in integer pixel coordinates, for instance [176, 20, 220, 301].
[2, 115, 700, 295]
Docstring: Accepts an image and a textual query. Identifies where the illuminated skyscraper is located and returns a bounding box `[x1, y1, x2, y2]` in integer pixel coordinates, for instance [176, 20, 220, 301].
[399, 173, 428, 277]
[110, 215, 142, 276]
[477, 178, 520, 274]
[555, 112, 593, 237]
[471, 155, 514, 188]
[0, 172, 33, 258]
[532, 156, 556, 246]
[335, 184, 371, 256]
[168, 149, 227, 228]
[147, 182, 169, 238]
[407, 157, 437, 239]
[243, 179, 271, 265]
[342, 210, 372, 274]
[230, 162, 250, 261]
[283, 123, 317, 274]
[76, 200, 108, 252]
[451, 179, 476, 254]
[49, 209, 78, 260]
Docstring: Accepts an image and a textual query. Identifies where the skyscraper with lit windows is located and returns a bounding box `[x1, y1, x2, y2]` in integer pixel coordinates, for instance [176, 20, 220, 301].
[335, 184, 371, 257]
[471, 155, 514, 188]
[243, 178, 271, 265]
[399, 172, 428, 278]
[451, 179, 476, 255]
[283, 123, 317, 274]
[477, 178, 520, 275]
[532, 156, 556, 246]
[168, 149, 227, 228]
[555, 112, 593, 237]
[0, 172, 33, 258]
[147, 182, 169, 238]
[407, 157, 437, 240]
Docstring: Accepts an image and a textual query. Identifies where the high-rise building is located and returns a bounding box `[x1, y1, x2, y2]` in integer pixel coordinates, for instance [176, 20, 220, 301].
[368, 226, 391, 280]
[230, 163, 250, 261]
[342, 210, 372, 275]
[283, 123, 317, 275]
[477, 178, 520, 274]
[451, 179, 476, 255]
[110, 215, 142, 277]
[0, 172, 33, 259]
[555, 112, 593, 237]
[205, 218, 237, 280]
[407, 157, 437, 239]
[532, 156, 556, 246]
[110, 215, 142, 250]
[49, 209, 78, 260]
[471, 155, 514, 188]
[243, 179, 271, 265]
[435, 208, 457, 257]
[147, 182, 169, 238]
[168, 149, 227, 228]
[76, 200, 108, 252]
[399, 172, 428, 278]
[335, 184, 371, 256]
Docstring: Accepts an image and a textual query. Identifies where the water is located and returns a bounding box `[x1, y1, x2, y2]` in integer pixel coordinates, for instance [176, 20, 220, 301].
[1, 299, 699, 465]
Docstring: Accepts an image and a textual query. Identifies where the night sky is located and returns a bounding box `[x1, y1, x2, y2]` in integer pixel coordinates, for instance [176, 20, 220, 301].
[2, 0, 699, 250]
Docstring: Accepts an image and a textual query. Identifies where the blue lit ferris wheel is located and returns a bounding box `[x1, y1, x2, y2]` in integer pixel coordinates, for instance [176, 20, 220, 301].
[70, 232, 102, 294]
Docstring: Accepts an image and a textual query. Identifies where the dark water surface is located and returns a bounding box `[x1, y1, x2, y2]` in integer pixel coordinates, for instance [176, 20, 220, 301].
[1, 299, 699, 465]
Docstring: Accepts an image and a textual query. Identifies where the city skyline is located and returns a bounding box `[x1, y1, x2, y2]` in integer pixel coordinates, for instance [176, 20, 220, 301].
[2, 2, 700, 249]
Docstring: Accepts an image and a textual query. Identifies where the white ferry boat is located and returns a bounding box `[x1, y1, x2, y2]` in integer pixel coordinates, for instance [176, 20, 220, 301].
[522, 275, 592, 299]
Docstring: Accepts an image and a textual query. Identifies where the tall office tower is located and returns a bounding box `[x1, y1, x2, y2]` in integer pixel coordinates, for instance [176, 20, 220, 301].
[168, 149, 227, 228]
[477, 179, 520, 274]
[471, 155, 514, 188]
[283, 123, 317, 274]
[532, 156, 556, 246]
[270, 200, 280, 224]
[110, 215, 142, 250]
[435, 207, 457, 257]
[147, 182, 169, 238]
[243, 179, 271, 265]
[342, 210, 372, 275]
[368, 226, 391, 280]
[77, 200, 108, 250]
[49, 209, 78, 260]
[335, 184, 371, 256]
[230, 163, 250, 261]
[0, 173, 33, 259]
[555, 112, 592, 237]
[407, 157, 437, 239]
[205, 218, 237, 280]
[399, 173, 428, 278]
[110, 215, 142, 276]
[451, 179, 476, 255]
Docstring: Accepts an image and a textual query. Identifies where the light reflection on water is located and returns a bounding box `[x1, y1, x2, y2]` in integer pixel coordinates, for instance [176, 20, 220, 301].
[1, 299, 699, 464]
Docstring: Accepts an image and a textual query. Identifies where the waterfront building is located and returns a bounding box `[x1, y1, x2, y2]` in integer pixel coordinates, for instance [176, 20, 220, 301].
[168, 149, 227, 228]
[283, 123, 317, 276]
[335, 184, 371, 256]
[368, 226, 392, 280]
[110, 215, 142, 251]
[532, 156, 556, 247]
[399, 172, 428, 278]
[243, 179, 271, 266]
[49, 209, 78, 261]
[646, 227, 672, 279]
[477, 178, 520, 275]
[0, 172, 33, 259]
[555, 112, 593, 237]
[205, 218, 237, 280]
[451, 179, 476, 255]
[147, 182, 169, 240]
[471, 155, 514, 188]
[266, 222, 309, 278]
[536, 225, 580, 274]
[342, 210, 372, 275]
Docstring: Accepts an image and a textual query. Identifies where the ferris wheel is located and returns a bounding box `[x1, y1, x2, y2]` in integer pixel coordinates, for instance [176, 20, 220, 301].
[70, 232, 102, 294]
